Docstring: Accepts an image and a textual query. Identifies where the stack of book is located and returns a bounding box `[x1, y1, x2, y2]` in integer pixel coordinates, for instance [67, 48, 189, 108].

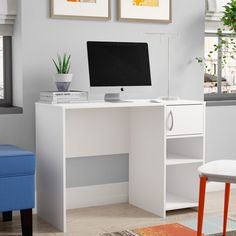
[39, 91, 88, 104]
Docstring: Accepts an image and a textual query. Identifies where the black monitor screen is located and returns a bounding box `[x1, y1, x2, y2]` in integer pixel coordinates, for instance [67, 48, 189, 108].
[87, 41, 152, 87]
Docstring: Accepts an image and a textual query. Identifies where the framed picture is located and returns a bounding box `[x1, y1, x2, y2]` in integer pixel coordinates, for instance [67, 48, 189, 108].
[51, 0, 111, 20]
[118, 0, 171, 23]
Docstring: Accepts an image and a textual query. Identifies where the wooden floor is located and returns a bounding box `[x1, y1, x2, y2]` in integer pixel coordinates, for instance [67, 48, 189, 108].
[1, 190, 236, 236]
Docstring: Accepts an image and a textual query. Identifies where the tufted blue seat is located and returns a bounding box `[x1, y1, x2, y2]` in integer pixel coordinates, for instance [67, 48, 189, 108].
[0, 144, 35, 236]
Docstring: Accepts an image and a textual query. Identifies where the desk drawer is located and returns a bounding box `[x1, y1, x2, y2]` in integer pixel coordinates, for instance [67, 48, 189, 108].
[166, 105, 204, 136]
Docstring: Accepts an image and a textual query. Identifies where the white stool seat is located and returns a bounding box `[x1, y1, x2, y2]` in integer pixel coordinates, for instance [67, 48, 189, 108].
[198, 160, 236, 183]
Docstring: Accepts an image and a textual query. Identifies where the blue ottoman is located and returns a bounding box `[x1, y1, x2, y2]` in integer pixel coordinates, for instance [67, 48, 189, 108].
[0, 145, 35, 236]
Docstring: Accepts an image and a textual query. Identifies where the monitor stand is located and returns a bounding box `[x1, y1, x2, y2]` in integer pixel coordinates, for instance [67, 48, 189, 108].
[159, 96, 180, 101]
[104, 93, 131, 103]
[104, 93, 121, 102]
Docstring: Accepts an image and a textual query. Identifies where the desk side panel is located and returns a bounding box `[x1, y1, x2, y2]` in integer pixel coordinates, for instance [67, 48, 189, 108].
[36, 104, 66, 232]
[129, 106, 166, 217]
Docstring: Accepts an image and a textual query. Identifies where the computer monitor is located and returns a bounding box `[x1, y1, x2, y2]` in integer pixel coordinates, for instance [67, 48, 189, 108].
[87, 41, 152, 102]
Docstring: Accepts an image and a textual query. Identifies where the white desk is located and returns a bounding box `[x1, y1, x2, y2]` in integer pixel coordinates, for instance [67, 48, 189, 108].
[36, 99, 205, 232]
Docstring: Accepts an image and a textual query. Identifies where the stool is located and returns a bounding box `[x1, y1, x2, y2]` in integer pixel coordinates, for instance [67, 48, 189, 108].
[0, 145, 35, 236]
[197, 160, 236, 236]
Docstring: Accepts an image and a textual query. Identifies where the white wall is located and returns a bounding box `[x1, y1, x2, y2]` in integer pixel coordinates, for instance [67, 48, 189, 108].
[0, 0, 205, 185]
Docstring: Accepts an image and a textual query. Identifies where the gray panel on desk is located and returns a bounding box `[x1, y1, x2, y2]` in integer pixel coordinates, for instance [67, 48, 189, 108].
[66, 154, 129, 188]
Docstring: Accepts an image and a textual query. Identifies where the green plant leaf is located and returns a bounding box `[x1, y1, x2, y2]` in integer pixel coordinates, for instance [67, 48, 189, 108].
[62, 53, 66, 73]
[52, 58, 60, 73]
[64, 54, 71, 73]
[53, 53, 71, 74]
[57, 54, 62, 73]
[66, 64, 71, 74]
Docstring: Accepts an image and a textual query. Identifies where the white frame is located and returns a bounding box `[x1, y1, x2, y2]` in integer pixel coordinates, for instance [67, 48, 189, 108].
[51, 0, 111, 21]
[118, 0, 172, 23]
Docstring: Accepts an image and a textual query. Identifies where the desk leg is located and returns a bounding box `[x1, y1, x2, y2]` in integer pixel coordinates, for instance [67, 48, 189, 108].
[129, 106, 165, 217]
[36, 105, 66, 232]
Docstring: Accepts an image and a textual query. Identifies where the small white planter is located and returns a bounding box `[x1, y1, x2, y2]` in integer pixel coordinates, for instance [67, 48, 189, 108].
[54, 73, 73, 92]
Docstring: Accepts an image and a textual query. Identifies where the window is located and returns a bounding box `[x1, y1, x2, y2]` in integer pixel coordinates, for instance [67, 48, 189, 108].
[0, 36, 12, 106]
[204, 32, 236, 101]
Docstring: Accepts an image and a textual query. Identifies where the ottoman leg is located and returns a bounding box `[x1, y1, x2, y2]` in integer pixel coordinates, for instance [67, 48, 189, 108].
[2, 211, 12, 222]
[20, 209, 32, 236]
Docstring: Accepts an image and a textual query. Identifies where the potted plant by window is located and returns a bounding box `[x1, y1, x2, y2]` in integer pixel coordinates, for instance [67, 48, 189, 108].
[52, 53, 72, 92]
[196, 0, 236, 71]
[222, 0, 236, 32]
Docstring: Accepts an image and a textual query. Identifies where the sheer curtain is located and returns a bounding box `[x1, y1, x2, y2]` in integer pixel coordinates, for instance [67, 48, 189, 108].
[0, 0, 17, 35]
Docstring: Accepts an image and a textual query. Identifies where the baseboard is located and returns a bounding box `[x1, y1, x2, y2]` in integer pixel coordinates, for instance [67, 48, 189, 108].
[66, 182, 129, 209]
[37, 181, 234, 212]
[207, 182, 236, 192]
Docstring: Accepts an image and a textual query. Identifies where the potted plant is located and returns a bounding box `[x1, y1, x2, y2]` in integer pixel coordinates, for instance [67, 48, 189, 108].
[222, 0, 236, 32]
[52, 53, 72, 92]
[196, 0, 236, 72]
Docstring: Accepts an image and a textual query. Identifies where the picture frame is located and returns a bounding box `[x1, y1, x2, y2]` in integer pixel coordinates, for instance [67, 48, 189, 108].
[50, 0, 111, 21]
[118, 0, 172, 23]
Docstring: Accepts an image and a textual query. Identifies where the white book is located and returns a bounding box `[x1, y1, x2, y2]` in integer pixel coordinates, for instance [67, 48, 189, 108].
[40, 96, 88, 101]
[39, 98, 88, 104]
[40, 91, 88, 98]
[40, 91, 88, 102]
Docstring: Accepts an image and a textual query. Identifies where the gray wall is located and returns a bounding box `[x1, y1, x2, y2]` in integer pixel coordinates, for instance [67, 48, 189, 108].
[0, 0, 205, 187]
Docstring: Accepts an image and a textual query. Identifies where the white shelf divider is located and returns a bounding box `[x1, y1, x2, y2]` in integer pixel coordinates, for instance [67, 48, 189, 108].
[167, 134, 204, 139]
[166, 192, 198, 211]
[166, 153, 203, 166]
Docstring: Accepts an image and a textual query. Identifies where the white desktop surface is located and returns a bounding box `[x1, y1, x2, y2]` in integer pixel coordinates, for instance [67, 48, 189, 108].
[36, 99, 204, 109]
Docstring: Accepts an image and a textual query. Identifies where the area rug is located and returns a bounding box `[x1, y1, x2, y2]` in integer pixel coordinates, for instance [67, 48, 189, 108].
[99, 223, 199, 236]
[99, 218, 236, 236]
[180, 215, 236, 236]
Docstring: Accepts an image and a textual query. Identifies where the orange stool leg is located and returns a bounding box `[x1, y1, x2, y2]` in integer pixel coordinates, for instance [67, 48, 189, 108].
[197, 176, 207, 236]
[223, 183, 231, 236]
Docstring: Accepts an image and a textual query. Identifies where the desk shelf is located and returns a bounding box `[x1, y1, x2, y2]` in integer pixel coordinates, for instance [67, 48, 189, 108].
[166, 122, 205, 213]
[166, 192, 198, 211]
[166, 134, 204, 139]
[166, 159, 203, 214]
[166, 137, 204, 165]
[166, 153, 203, 166]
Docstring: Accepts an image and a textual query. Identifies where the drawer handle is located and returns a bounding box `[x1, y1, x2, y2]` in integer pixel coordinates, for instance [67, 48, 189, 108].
[169, 111, 174, 131]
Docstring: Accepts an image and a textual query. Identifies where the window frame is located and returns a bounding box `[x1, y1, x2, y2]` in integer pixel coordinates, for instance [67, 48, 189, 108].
[204, 31, 236, 101]
[0, 36, 12, 107]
